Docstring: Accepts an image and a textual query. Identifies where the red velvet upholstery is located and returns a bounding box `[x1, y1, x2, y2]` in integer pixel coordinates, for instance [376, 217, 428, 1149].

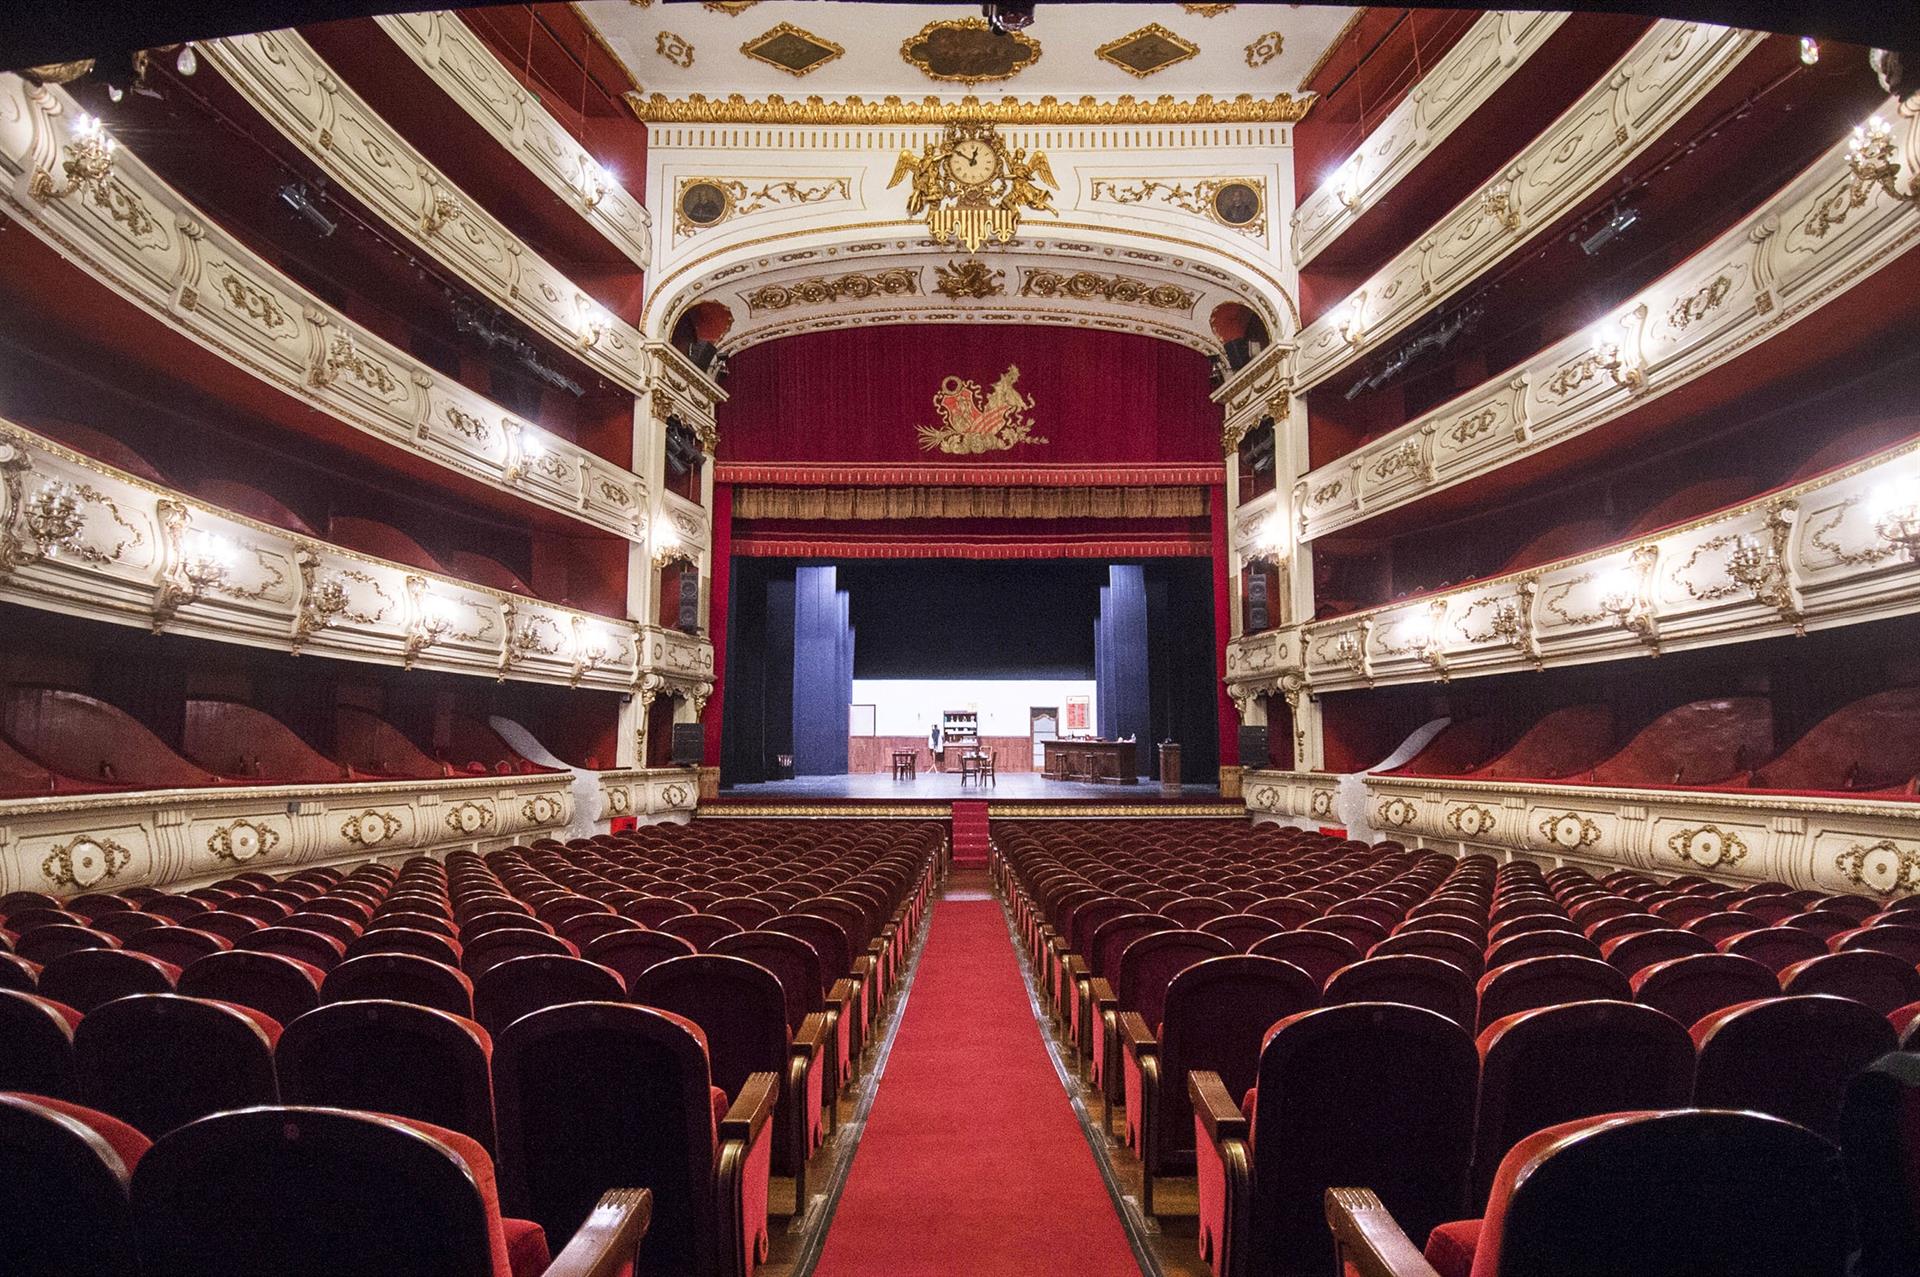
[1781, 950, 1920, 1016]
[1116, 930, 1234, 1034]
[239, 925, 346, 971]
[583, 929, 700, 987]
[658, 914, 748, 951]
[474, 955, 627, 1037]
[1324, 954, 1476, 1030]
[1629, 952, 1779, 1028]
[74, 994, 280, 1138]
[1835, 924, 1920, 965]
[279, 999, 500, 1153]
[1692, 994, 1899, 1139]
[0, 1091, 148, 1274]
[347, 925, 465, 967]
[1839, 1051, 1920, 1277]
[17, 923, 119, 964]
[324, 952, 476, 1018]
[462, 927, 580, 978]
[1720, 925, 1828, 972]
[1598, 927, 1713, 975]
[1247, 929, 1363, 988]
[1470, 1001, 1694, 1208]
[38, 947, 179, 1012]
[711, 931, 824, 1034]
[1373, 928, 1484, 977]
[0, 987, 82, 1098]
[1482, 930, 1601, 969]
[1199, 912, 1288, 952]
[177, 949, 323, 1026]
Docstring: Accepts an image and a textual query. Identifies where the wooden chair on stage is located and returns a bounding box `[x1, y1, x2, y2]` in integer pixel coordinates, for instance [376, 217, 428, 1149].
[890, 750, 917, 781]
[978, 750, 996, 786]
[959, 751, 996, 788]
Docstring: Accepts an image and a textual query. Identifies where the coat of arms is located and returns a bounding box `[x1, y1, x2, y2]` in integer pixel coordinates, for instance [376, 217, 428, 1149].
[889, 121, 1057, 253]
[915, 365, 1048, 454]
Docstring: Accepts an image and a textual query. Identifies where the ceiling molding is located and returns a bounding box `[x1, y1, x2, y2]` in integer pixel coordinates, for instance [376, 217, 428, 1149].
[621, 89, 1312, 126]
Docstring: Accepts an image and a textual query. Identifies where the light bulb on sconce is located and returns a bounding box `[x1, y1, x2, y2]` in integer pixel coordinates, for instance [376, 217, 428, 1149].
[580, 157, 614, 210]
[1872, 478, 1920, 561]
[180, 529, 235, 587]
[1596, 567, 1640, 618]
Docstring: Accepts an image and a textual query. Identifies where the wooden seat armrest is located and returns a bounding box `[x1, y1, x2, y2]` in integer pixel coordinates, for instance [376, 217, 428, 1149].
[794, 1011, 830, 1056]
[1047, 932, 1069, 955]
[828, 977, 856, 1007]
[851, 954, 876, 979]
[540, 1187, 652, 1277]
[1188, 1070, 1248, 1145]
[1118, 1010, 1157, 1057]
[1064, 954, 1089, 979]
[719, 1071, 780, 1144]
[1324, 1188, 1445, 1277]
[1089, 976, 1117, 1010]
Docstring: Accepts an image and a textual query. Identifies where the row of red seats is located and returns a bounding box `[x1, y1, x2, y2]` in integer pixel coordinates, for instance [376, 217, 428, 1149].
[0, 819, 941, 1275]
[995, 821, 1919, 1276]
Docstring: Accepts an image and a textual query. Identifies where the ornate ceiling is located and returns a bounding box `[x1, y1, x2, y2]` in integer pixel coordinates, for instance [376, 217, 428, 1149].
[580, 2, 1354, 111]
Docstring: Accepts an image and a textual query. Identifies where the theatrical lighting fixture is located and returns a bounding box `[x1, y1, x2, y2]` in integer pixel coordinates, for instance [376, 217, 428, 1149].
[176, 42, 199, 76]
[984, 3, 1035, 35]
[450, 297, 586, 397]
[1578, 204, 1640, 257]
[1342, 304, 1481, 400]
[277, 181, 338, 238]
[1800, 37, 1820, 65]
[1872, 478, 1920, 561]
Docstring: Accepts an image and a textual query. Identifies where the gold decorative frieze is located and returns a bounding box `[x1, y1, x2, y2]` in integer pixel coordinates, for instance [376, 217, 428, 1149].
[1018, 269, 1196, 311]
[1293, 13, 1566, 266]
[622, 90, 1312, 126]
[1244, 32, 1284, 69]
[202, 31, 646, 394]
[933, 259, 1006, 299]
[739, 22, 843, 76]
[1182, 4, 1235, 15]
[0, 80, 647, 543]
[1088, 176, 1266, 236]
[1352, 772, 1920, 897]
[890, 121, 1056, 253]
[744, 267, 919, 313]
[1290, 95, 1920, 543]
[655, 31, 695, 69]
[901, 17, 1041, 85]
[41, 835, 135, 889]
[674, 174, 853, 239]
[372, 13, 650, 269]
[1291, 22, 1762, 393]
[1097, 24, 1199, 78]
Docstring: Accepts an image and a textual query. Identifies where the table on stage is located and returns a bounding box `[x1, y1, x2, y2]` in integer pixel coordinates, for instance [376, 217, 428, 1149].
[1040, 738, 1138, 785]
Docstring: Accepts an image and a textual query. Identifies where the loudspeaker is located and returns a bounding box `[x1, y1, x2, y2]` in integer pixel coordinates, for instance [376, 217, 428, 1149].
[678, 570, 700, 633]
[1247, 571, 1269, 634]
[1238, 725, 1269, 765]
[671, 723, 705, 766]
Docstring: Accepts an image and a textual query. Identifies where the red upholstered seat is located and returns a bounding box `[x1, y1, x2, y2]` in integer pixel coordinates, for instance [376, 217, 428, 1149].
[658, 913, 748, 951]
[0, 1092, 149, 1275]
[1473, 955, 1630, 1033]
[1839, 1051, 1920, 1277]
[1470, 1001, 1694, 1208]
[278, 998, 499, 1153]
[474, 954, 627, 1037]
[0, 951, 40, 993]
[495, 1001, 773, 1277]
[178, 948, 323, 1026]
[1371, 928, 1484, 978]
[0, 987, 82, 1098]
[462, 927, 580, 978]
[123, 925, 230, 968]
[74, 994, 280, 1138]
[1482, 929, 1601, 970]
[1199, 913, 1287, 951]
[1834, 923, 1920, 965]
[1630, 952, 1780, 1028]
[347, 925, 464, 967]
[1599, 927, 1714, 976]
[1399, 1111, 1850, 1276]
[1721, 925, 1828, 973]
[1781, 949, 1920, 1016]
[239, 925, 346, 971]
[1247, 929, 1362, 988]
[38, 947, 179, 1012]
[325, 951, 477, 1018]
[1692, 994, 1898, 1140]
[16, 923, 119, 964]
[1325, 954, 1477, 1030]
[1893, 999, 1920, 1050]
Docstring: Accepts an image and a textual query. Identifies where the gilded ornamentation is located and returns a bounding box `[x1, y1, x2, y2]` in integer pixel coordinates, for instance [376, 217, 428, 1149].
[522, 794, 565, 824]
[1479, 181, 1520, 232]
[655, 31, 695, 69]
[1538, 811, 1603, 849]
[738, 22, 843, 77]
[914, 366, 1046, 455]
[444, 801, 495, 835]
[933, 260, 1006, 300]
[1018, 270, 1196, 311]
[744, 268, 920, 313]
[1546, 343, 1642, 397]
[313, 334, 399, 396]
[674, 175, 852, 239]
[623, 91, 1312, 126]
[291, 548, 388, 653]
[1445, 804, 1498, 838]
[661, 783, 692, 808]
[499, 603, 565, 678]
[1097, 24, 1200, 78]
[443, 406, 490, 445]
[1311, 479, 1344, 506]
[1666, 824, 1747, 870]
[1723, 502, 1803, 629]
[1446, 407, 1499, 446]
[1244, 32, 1284, 69]
[341, 809, 403, 847]
[24, 479, 144, 565]
[1368, 439, 1425, 483]
[705, 1, 758, 13]
[605, 786, 631, 817]
[41, 835, 134, 888]
[1806, 497, 1898, 568]
[1250, 785, 1279, 810]
[1834, 838, 1920, 896]
[900, 18, 1041, 86]
[220, 273, 289, 330]
[889, 121, 1056, 253]
[1309, 789, 1335, 819]
[1804, 116, 1917, 239]
[28, 112, 118, 207]
[207, 819, 279, 863]
[1182, 4, 1235, 16]
[1375, 796, 1419, 828]
[1667, 274, 1732, 330]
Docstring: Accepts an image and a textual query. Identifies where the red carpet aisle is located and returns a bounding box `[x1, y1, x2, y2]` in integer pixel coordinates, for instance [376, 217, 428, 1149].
[813, 879, 1139, 1277]
[950, 800, 991, 867]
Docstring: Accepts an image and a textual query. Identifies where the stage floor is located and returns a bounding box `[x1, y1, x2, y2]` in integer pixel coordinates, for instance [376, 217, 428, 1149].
[717, 772, 1224, 802]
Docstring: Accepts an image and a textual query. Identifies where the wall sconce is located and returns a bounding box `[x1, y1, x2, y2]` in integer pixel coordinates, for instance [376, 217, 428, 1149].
[24, 481, 85, 556]
[29, 112, 116, 205]
[1872, 479, 1920, 561]
[578, 157, 614, 211]
[570, 617, 612, 687]
[503, 424, 545, 483]
[1334, 155, 1364, 211]
[404, 577, 459, 667]
[576, 312, 608, 353]
[1596, 546, 1660, 647]
[1847, 116, 1903, 199]
[652, 525, 685, 566]
[155, 522, 234, 629]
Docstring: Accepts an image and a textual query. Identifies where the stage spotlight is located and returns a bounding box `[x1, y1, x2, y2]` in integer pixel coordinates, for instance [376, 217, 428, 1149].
[1579, 205, 1639, 257]
[277, 181, 337, 237]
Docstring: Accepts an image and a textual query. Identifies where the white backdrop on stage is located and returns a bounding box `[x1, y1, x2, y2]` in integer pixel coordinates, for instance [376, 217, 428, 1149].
[851, 679, 1098, 741]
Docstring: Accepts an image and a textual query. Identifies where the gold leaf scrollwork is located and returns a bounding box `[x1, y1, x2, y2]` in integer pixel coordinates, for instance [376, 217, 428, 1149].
[341, 809, 403, 847]
[444, 801, 495, 835]
[914, 365, 1046, 455]
[933, 259, 1006, 299]
[1667, 274, 1732, 330]
[1445, 804, 1497, 838]
[41, 835, 134, 888]
[207, 819, 280, 864]
[1807, 497, 1898, 569]
[661, 783, 691, 808]
[744, 267, 920, 313]
[1308, 789, 1335, 819]
[1834, 839, 1920, 896]
[1666, 824, 1748, 870]
[1018, 269, 1196, 311]
[220, 273, 288, 329]
[1375, 796, 1419, 828]
[521, 794, 565, 825]
[624, 91, 1312, 126]
[1244, 32, 1284, 69]
[1538, 811, 1603, 850]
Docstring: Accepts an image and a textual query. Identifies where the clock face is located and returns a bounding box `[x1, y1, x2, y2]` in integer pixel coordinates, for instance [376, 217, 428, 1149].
[946, 138, 998, 186]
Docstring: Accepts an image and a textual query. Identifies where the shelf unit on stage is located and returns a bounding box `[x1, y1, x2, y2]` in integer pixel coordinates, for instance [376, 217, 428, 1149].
[941, 710, 980, 750]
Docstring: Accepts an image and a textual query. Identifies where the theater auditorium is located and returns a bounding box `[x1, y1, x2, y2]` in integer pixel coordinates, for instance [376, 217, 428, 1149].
[1, 2, 1918, 1274]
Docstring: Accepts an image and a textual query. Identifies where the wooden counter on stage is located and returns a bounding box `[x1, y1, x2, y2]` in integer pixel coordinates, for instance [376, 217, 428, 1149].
[1041, 739, 1137, 785]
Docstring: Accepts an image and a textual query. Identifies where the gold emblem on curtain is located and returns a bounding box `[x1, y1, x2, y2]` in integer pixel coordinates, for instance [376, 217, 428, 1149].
[914, 366, 1047, 454]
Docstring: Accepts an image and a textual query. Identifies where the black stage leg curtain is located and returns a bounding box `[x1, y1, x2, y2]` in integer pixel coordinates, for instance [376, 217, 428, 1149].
[1096, 565, 1152, 775]
[793, 564, 854, 775]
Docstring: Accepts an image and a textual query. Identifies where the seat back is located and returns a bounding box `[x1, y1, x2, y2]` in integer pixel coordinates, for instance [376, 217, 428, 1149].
[1323, 954, 1477, 1030]
[177, 949, 322, 1026]
[1692, 994, 1898, 1140]
[38, 947, 177, 1012]
[460, 927, 576, 978]
[473, 954, 626, 1037]
[277, 999, 498, 1153]
[132, 1107, 502, 1277]
[1151, 956, 1317, 1174]
[1474, 955, 1631, 1033]
[239, 926, 345, 971]
[1839, 1052, 1920, 1277]
[324, 952, 475, 1018]
[1630, 952, 1779, 1028]
[346, 926, 463, 968]
[0, 1093, 147, 1275]
[710, 932, 824, 1032]
[0, 988, 81, 1098]
[1479, 1110, 1849, 1277]
[1087, 913, 1178, 979]
[1471, 1000, 1695, 1208]
[1251, 1004, 1477, 1277]
[1115, 931, 1234, 1030]
[762, 915, 852, 991]
[1781, 949, 1920, 1016]
[631, 954, 787, 1096]
[1246, 930, 1363, 988]
[1721, 926, 1827, 973]
[1198, 913, 1287, 952]
[1600, 928, 1714, 976]
[74, 994, 280, 1138]
[1371, 928, 1483, 977]
[495, 1002, 718, 1275]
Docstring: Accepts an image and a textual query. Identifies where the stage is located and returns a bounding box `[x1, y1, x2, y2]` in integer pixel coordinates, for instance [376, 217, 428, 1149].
[715, 771, 1225, 803]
